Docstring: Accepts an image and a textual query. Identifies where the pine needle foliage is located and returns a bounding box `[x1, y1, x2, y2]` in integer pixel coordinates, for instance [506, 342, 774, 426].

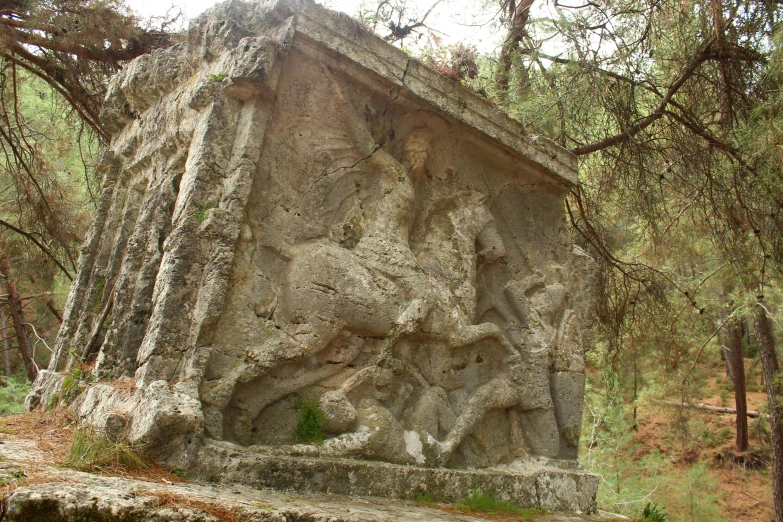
[0, 374, 30, 415]
[65, 427, 147, 472]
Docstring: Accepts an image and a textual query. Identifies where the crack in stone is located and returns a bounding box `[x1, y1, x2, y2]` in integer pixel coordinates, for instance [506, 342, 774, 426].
[295, 145, 382, 212]
[382, 57, 411, 119]
[294, 62, 411, 212]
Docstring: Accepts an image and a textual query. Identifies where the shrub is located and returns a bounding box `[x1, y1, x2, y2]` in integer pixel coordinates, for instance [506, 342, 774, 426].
[639, 502, 668, 521]
[294, 395, 325, 443]
[0, 374, 31, 415]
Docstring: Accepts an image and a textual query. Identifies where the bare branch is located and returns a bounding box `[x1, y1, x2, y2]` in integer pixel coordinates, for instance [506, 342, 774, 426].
[0, 218, 73, 281]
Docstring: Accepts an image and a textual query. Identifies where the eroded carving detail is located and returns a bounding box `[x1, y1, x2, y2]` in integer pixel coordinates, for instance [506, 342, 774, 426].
[33, 2, 594, 487]
[196, 64, 591, 468]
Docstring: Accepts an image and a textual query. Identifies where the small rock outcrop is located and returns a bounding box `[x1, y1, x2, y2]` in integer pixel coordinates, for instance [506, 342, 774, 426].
[27, 0, 598, 512]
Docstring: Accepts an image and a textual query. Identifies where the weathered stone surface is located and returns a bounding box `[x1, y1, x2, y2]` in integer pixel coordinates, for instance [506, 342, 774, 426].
[28, 0, 599, 510]
[24, 369, 64, 411]
[190, 440, 599, 513]
[0, 429, 628, 522]
[5, 482, 221, 522]
[4, 479, 621, 522]
[551, 372, 586, 459]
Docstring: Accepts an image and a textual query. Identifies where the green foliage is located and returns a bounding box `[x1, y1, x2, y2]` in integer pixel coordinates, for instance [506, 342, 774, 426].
[751, 408, 771, 446]
[413, 492, 437, 507]
[742, 329, 759, 359]
[1, 72, 101, 373]
[65, 426, 147, 472]
[681, 464, 725, 522]
[59, 365, 93, 406]
[46, 392, 59, 412]
[192, 200, 217, 223]
[0, 466, 25, 487]
[0, 374, 31, 415]
[639, 502, 668, 522]
[746, 362, 764, 393]
[518, 507, 549, 520]
[717, 427, 733, 444]
[250, 502, 275, 513]
[580, 353, 729, 520]
[718, 387, 730, 407]
[517, 507, 549, 520]
[294, 394, 325, 444]
[208, 72, 227, 83]
[0, 2, 174, 379]
[695, 419, 732, 449]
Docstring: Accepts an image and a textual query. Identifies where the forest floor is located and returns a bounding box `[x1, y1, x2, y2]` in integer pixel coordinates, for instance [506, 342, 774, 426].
[586, 360, 774, 522]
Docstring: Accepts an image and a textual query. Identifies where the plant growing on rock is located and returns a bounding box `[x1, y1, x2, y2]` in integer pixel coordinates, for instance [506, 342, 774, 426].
[294, 394, 326, 444]
[65, 426, 146, 472]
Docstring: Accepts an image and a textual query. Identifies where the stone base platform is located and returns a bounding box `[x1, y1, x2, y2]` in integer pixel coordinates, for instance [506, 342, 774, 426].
[191, 440, 599, 514]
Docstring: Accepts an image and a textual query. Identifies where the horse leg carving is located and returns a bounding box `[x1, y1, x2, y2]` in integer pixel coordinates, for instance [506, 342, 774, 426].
[433, 377, 518, 466]
[374, 297, 432, 363]
[447, 322, 520, 362]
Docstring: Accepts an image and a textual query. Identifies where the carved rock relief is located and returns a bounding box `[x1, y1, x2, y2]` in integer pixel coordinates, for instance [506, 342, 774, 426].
[197, 53, 591, 469]
[25, 0, 594, 479]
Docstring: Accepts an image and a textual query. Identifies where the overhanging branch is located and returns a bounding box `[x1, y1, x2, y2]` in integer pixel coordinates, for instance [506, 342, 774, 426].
[0, 218, 74, 281]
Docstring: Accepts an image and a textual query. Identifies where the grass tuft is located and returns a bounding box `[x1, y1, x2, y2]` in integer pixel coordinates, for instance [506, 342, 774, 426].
[48, 365, 93, 409]
[65, 427, 147, 472]
[414, 492, 438, 507]
[192, 200, 217, 223]
[451, 490, 521, 515]
[450, 490, 546, 519]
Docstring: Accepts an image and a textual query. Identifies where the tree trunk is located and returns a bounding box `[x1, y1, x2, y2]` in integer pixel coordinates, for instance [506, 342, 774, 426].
[0, 252, 37, 382]
[0, 309, 10, 377]
[754, 307, 783, 522]
[720, 314, 749, 450]
[496, 0, 534, 95]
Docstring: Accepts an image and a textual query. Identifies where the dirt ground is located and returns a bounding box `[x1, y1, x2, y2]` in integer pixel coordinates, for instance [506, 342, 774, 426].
[627, 368, 774, 522]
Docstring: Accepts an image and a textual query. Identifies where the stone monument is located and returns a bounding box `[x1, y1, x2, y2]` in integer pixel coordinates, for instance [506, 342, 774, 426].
[27, 0, 598, 513]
